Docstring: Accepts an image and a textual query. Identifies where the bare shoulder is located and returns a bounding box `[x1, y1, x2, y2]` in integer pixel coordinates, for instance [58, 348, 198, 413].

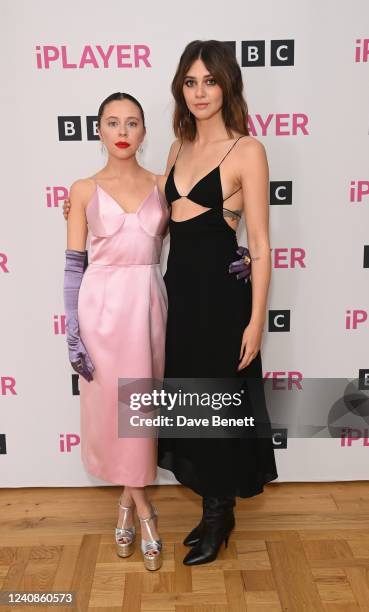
[169, 138, 182, 154]
[145, 170, 158, 187]
[164, 138, 182, 175]
[235, 136, 268, 177]
[69, 177, 96, 207]
[167, 138, 182, 162]
[237, 135, 266, 159]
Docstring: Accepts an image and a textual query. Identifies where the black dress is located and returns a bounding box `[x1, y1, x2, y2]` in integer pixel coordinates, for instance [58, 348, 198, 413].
[158, 137, 278, 498]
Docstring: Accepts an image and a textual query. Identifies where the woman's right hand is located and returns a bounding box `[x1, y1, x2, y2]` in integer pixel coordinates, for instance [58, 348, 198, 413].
[69, 339, 95, 382]
[63, 198, 71, 220]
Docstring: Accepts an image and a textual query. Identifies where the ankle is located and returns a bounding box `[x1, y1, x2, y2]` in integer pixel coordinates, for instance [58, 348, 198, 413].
[136, 502, 154, 519]
[119, 494, 134, 508]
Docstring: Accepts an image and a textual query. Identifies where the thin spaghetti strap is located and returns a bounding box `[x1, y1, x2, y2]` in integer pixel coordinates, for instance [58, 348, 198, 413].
[223, 186, 242, 202]
[173, 141, 183, 165]
[218, 135, 245, 166]
[89, 175, 100, 197]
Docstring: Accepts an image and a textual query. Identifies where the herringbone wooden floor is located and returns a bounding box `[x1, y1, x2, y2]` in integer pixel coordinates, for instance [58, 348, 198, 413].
[1, 482, 369, 611]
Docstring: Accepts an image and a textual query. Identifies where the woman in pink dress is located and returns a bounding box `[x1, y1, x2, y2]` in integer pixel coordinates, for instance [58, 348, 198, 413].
[63, 92, 169, 571]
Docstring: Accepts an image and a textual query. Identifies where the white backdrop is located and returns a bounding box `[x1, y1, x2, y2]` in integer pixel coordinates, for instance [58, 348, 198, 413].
[1, 0, 369, 487]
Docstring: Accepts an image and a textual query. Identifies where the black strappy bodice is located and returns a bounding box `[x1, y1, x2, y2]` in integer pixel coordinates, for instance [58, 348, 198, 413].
[166, 165, 225, 209]
[165, 136, 245, 216]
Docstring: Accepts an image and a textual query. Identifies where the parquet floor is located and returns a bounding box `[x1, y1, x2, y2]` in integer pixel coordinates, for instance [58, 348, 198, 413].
[1, 482, 369, 611]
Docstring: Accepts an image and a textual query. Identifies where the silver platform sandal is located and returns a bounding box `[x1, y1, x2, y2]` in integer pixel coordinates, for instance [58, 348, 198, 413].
[139, 505, 162, 571]
[115, 500, 136, 558]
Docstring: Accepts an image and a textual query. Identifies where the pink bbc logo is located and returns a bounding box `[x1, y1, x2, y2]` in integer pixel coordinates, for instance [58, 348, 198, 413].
[54, 315, 66, 335]
[350, 181, 369, 203]
[46, 186, 69, 208]
[345, 310, 368, 330]
[59, 434, 80, 453]
[35, 44, 151, 70]
[264, 371, 303, 390]
[341, 428, 369, 446]
[271, 248, 306, 269]
[0, 253, 9, 273]
[248, 114, 309, 136]
[1, 377, 17, 396]
[355, 39, 369, 62]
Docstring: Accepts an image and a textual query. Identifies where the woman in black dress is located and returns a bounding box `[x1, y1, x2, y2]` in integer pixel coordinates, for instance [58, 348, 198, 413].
[157, 40, 278, 565]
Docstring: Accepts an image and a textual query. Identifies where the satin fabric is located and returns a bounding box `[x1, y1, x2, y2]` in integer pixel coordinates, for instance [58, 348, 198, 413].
[78, 183, 169, 485]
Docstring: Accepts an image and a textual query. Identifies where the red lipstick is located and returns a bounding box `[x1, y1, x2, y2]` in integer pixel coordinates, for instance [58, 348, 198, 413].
[115, 141, 130, 148]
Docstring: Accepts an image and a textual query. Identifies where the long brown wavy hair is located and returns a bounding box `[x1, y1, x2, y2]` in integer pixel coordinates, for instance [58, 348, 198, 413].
[172, 40, 249, 141]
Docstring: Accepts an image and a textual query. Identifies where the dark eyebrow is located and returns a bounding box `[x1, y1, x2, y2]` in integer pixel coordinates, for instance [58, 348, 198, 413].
[184, 74, 213, 79]
[105, 115, 140, 120]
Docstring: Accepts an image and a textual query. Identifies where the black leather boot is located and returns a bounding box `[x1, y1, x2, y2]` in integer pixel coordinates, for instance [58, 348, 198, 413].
[183, 497, 207, 546]
[183, 497, 207, 547]
[183, 496, 235, 565]
[183, 520, 203, 547]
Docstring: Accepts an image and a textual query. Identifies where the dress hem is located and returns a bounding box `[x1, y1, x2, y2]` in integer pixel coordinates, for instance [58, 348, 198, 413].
[158, 459, 278, 499]
[83, 461, 157, 487]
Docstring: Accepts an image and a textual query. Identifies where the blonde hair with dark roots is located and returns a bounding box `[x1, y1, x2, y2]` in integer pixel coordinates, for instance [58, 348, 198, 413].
[172, 40, 249, 141]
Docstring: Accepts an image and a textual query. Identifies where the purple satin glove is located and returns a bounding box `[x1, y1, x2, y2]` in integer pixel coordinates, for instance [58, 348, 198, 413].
[228, 246, 252, 282]
[64, 249, 94, 382]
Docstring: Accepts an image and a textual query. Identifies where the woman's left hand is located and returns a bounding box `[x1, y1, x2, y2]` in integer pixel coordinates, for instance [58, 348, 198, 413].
[238, 321, 264, 371]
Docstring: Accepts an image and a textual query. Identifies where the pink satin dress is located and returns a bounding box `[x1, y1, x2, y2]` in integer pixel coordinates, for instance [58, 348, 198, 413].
[77, 182, 169, 485]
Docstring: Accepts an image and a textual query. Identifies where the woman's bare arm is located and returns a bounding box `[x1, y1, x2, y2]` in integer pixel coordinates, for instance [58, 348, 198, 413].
[66, 179, 92, 250]
[239, 138, 271, 327]
[236, 138, 270, 370]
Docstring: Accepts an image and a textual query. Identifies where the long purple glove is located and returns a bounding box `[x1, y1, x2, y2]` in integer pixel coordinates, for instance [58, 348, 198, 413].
[228, 246, 252, 282]
[64, 249, 94, 382]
